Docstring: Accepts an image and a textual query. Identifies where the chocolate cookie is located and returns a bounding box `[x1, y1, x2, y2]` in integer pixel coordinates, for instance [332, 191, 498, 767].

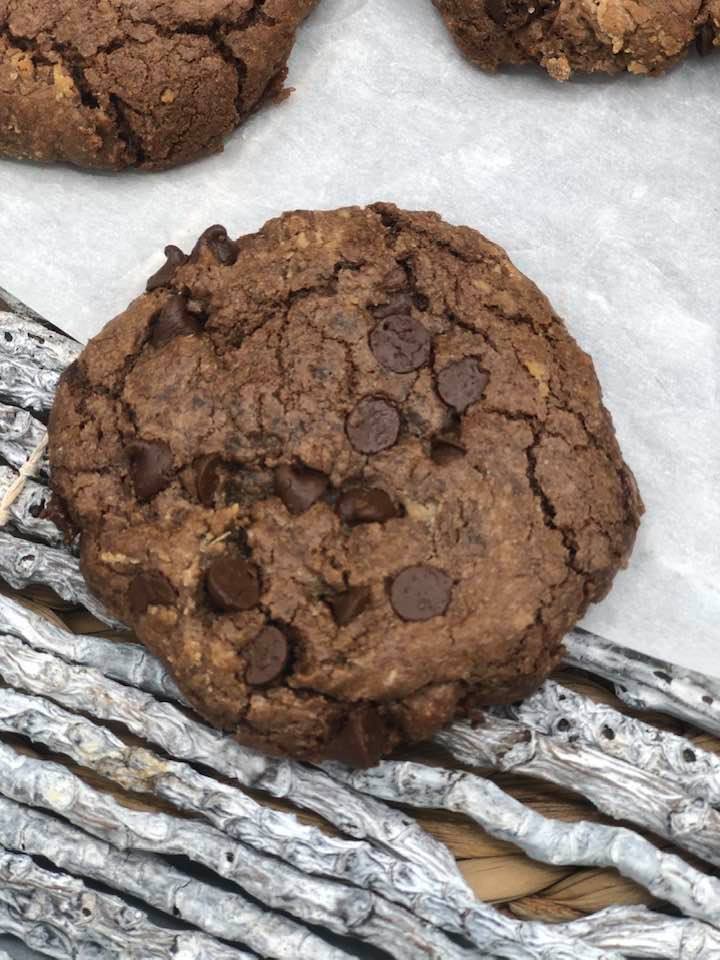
[48, 204, 643, 766]
[434, 0, 720, 80]
[0, 0, 315, 170]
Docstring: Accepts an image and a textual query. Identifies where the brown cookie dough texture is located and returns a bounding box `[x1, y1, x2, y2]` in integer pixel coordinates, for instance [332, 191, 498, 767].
[48, 205, 643, 766]
[434, 0, 720, 80]
[0, 0, 315, 170]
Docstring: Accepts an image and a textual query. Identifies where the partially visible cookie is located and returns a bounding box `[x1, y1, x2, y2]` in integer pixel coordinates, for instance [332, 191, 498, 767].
[433, 0, 720, 80]
[48, 204, 643, 766]
[0, 0, 316, 170]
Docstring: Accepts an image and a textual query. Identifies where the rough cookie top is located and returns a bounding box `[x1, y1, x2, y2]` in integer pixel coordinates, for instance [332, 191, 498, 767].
[49, 204, 643, 765]
[433, 0, 720, 80]
[0, 0, 315, 170]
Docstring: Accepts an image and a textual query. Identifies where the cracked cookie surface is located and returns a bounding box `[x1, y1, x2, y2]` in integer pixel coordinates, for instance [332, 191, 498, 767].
[0, 0, 315, 170]
[434, 0, 720, 80]
[48, 204, 643, 765]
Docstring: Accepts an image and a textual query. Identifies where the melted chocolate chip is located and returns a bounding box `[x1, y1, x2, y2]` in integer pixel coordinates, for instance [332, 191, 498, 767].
[127, 440, 174, 501]
[346, 397, 401, 454]
[697, 21, 716, 56]
[275, 463, 329, 515]
[325, 708, 388, 768]
[390, 566, 453, 621]
[150, 295, 202, 348]
[327, 585, 371, 626]
[245, 626, 290, 685]
[436, 358, 489, 413]
[430, 434, 466, 466]
[206, 554, 261, 612]
[195, 454, 223, 507]
[370, 315, 432, 374]
[146, 245, 188, 292]
[128, 571, 176, 616]
[373, 292, 413, 319]
[191, 225, 239, 266]
[337, 488, 397, 526]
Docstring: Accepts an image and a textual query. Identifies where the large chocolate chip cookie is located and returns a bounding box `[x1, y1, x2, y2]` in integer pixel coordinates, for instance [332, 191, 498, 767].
[48, 204, 643, 766]
[0, 0, 315, 170]
[433, 0, 719, 80]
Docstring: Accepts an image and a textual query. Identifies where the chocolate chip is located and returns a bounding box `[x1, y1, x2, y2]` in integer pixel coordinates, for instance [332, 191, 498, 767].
[390, 566, 453, 621]
[127, 440, 174, 501]
[370, 315, 432, 374]
[195, 454, 223, 507]
[327, 585, 371, 626]
[436, 358, 489, 413]
[383, 267, 408, 292]
[150, 295, 202, 348]
[244, 626, 290, 685]
[697, 21, 716, 56]
[346, 396, 401, 454]
[206, 554, 261, 612]
[128, 572, 176, 616]
[337, 488, 397, 526]
[430, 434, 466, 466]
[485, 0, 507, 26]
[373, 292, 413, 319]
[275, 463, 328, 515]
[146, 245, 188, 292]
[191, 225, 238, 266]
[325, 708, 388, 768]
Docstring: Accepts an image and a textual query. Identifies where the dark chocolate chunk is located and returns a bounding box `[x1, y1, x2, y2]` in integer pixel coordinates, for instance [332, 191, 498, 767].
[325, 708, 388, 768]
[370, 315, 432, 374]
[337, 488, 397, 526]
[327, 585, 371, 626]
[146, 245, 188, 292]
[206, 554, 261, 612]
[436, 358, 489, 413]
[127, 440, 174, 501]
[430, 434, 466, 465]
[195, 454, 223, 507]
[150, 295, 202, 347]
[128, 571, 176, 616]
[346, 396, 401, 454]
[245, 626, 290, 685]
[275, 463, 329, 515]
[191, 225, 239, 266]
[697, 21, 716, 56]
[390, 565, 453, 621]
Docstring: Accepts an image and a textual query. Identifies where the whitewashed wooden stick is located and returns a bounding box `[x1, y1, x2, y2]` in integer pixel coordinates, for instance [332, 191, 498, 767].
[0, 796, 347, 960]
[0, 313, 79, 413]
[0, 845, 251, 960]
[0, 676, 620, 960]
[498, 680, 720, 805]
[436, 714, 720, 869]
[0, 595, 460, 884]
[0, 532, 119, 626]
[0, 593, 182, 701]
[324, 756, 720, 930]
[0, 465, 63, 546]
[0, 742, 500, 960]
[559, 906, 720, 959]
[0, 402, 47, 475]
[565, 630, 720, 738]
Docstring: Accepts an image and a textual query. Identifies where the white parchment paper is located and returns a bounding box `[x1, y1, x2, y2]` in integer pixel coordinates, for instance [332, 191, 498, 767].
[0, 0, 718, 680]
